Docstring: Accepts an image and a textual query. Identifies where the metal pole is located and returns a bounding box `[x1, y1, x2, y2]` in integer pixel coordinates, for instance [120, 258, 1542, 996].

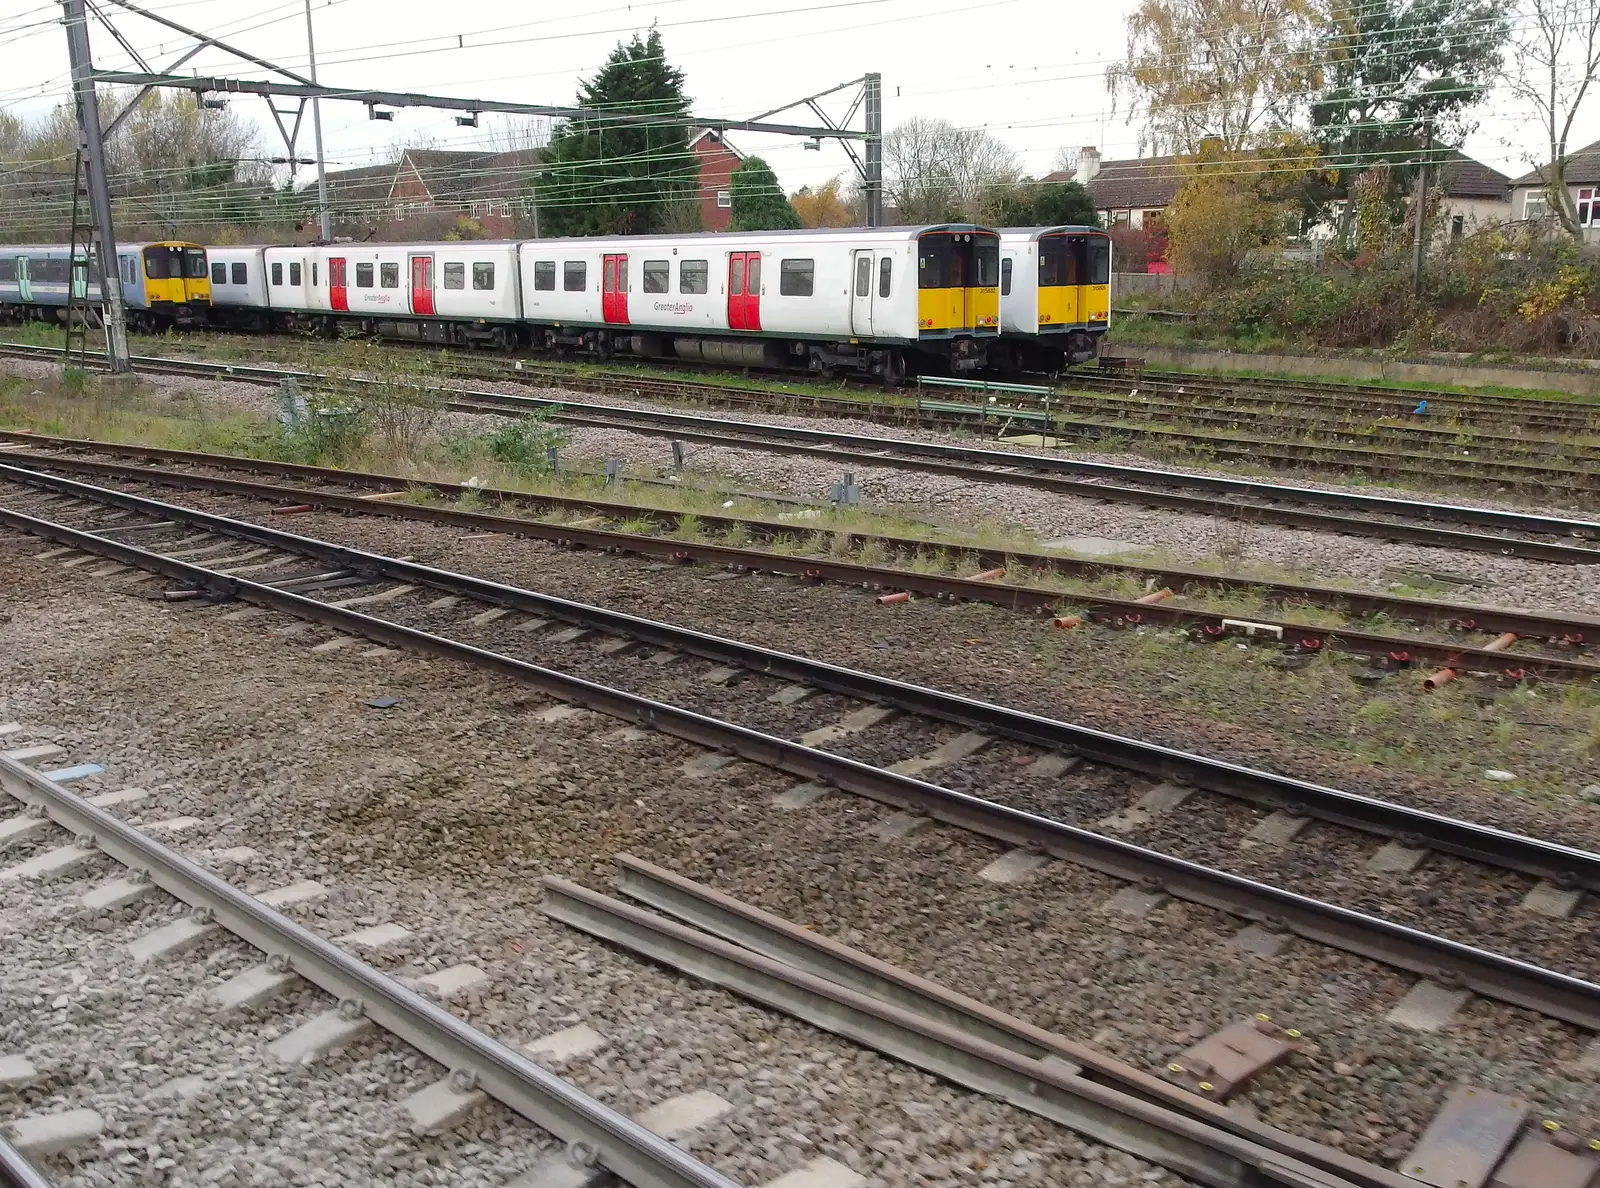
[61, 0, 130, 373]
[304, 0, 330, 241]
[863, 72, 882, 227]
[1411, 123, 1430, 298]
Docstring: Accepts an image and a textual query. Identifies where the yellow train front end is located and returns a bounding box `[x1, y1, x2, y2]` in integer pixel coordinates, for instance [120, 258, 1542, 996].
[1036, 228, 1110, 365]
[140, 242, 210, 326]
[916, 226, 1000, 372]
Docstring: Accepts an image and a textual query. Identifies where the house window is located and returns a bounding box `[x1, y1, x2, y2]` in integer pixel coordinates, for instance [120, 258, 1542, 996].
[642, 259, 670, 293]
[355, 262, 374, 288]
[443, 262, 465, 290]
[779, 258, 814, 296]
[563, 261, 587, 291]
[1581, 189, 1594, 226]
[289, 262, 302, 286]
[270, 262, 283, 286]
[380, 262, 398, 288]
[680, 259, 708, 294]
[1451, 215, 1465, 239]
[232, 262, 247, 286]
[472, 262, 494, 289]
[533, 261, 556, 291]
[879, 256, 892, 298]
[716, 190, 732, 209]
[1524, 192, 1550, 220]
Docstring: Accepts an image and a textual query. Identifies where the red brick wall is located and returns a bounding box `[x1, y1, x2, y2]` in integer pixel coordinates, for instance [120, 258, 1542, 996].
[693, 137, 742, 232]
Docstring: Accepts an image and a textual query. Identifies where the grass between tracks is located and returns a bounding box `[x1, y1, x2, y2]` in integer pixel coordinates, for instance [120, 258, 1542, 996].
[2, 365, 1598, 803]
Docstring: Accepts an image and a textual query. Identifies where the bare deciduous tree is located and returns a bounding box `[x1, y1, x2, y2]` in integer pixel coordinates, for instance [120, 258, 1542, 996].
[1507, 0, 1600, 238]
[882, 117, 1020, 222]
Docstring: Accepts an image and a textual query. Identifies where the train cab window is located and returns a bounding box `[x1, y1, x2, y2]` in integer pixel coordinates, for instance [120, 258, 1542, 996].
[472, 262, 494, 290]
[879, 257, 892, 298]
[1000, 258, 1012, 296]
[918, 240, 948, 289]
[184, 248, 208, 279]
[380, 262, 398, 288]
[144, 246, 179, 279]
[355, 262, 374, 288]
[1038, 250, 1058, 288]
[779, 258, 814, 297]
[290, 262, 303, 286]
[642, 259, 669, 293]
[443, 262, 465, 290]
[679, 259, 708, 294]
[1086, 237, 1111, 285]
[211, 263, 227, 285]
[854, 255, 871, 298]
[232, 262, 248, 286]
[271, 262, 284, 286]
[975, 242, 998, 287]
[563, 261, 586, 291]
[533, 261, 556, 291]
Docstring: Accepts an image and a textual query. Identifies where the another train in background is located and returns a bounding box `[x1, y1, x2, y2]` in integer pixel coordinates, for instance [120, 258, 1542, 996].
[2, 224, 1111, 377]
[0, 242, 210, 330]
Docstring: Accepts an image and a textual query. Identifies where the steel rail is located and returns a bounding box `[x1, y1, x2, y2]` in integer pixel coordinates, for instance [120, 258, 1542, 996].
[541, 878, 1386, 1188]
[6, 341, 1598, 552]
[0, 1137, 51, 1188]
[6, 483, 1600, 1031]
[5, 461, 1600, 896]
[7, 429, 1597, 642]
[603, 855, 1416, 1188]
[0, 755, 741, 1188]
[5, 445, 1597, 682]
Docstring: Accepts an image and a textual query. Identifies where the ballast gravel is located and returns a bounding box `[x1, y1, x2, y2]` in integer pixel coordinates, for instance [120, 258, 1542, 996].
[0, 546, 1182, 1188]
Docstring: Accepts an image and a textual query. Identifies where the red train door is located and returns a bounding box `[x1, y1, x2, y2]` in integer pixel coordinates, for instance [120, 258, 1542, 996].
[409, 255, 434, 316]
[727, 251, 761, 331]
[602, 253, 629, 324]
[328, 256, 348, 311]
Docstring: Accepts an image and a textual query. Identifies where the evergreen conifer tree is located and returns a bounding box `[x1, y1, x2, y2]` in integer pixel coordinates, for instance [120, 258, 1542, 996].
[535, 29, 694, 235]
[728, 155, 802, 231]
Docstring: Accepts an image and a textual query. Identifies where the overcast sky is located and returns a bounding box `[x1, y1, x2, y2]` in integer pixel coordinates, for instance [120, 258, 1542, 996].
[0, 0, 1582, 192]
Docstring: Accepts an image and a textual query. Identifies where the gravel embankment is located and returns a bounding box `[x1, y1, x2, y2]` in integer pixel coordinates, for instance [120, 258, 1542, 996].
[4, 532, 1600, 1175]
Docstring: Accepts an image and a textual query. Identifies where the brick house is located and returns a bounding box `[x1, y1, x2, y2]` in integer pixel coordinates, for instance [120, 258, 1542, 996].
[319, 148, 542, 239]
[688, 129, 744, 232]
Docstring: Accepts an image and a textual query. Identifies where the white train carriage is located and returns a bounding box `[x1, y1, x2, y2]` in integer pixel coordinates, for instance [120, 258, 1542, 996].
[205, 247, 269, 327]
[258, 242, 523, 345]
[516, 225, 999, 380]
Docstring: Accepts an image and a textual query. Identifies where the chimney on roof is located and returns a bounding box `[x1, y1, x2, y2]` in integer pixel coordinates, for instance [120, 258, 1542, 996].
[1076, 146, 1101, 186]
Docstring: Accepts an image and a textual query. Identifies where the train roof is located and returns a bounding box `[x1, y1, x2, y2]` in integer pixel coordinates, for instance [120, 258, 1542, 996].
[1, 241, 203, 253]
[999, 226, 1109, 243]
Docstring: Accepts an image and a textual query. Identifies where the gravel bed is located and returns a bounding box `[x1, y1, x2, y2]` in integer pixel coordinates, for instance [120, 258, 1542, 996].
[9, 542, 1598, 1168]
[7, 354, 1599, 617]
[0, 545, 1183, 1188]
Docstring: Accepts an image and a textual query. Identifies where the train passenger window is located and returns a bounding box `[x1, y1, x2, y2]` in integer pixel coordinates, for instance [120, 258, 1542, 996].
[380, 262, 398, 288]
[443, 262, 465, 290]
[854, 255, 871, 298]
[311, 263, 317, 286]
[643, 260, 670, 293]
[121, 257, 135, 283]
[679, 259, 708, 294]
[356, 262, 374, 288]
[563, 261, 586, 291]
[290, 262, 302, 286]
[879, 257, 892, 298]
[472, 262, 494, 290]
[271, 262, 284, 286]
[232, 262, 248, 286]
[1000, 258, 1012, 296]
[533, 261, 556, 291]
[0, 258, 14, 282]
[779, 258, 813, 297]
[211, 263, 227, 285]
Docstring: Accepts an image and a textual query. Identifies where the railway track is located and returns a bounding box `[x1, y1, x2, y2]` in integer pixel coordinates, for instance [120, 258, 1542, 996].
[0, 746, 742, 1188]
[5, 340, 1600, 564]
[7, 470, 1600, 1185]
[3, 435, 1597, 684]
